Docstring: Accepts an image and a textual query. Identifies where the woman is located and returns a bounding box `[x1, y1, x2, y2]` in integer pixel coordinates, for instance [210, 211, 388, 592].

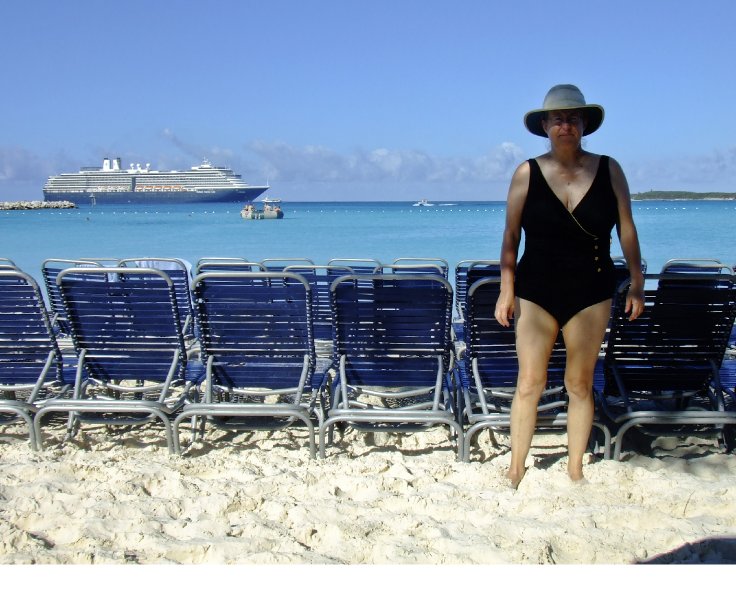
[495, 84, 644, 489]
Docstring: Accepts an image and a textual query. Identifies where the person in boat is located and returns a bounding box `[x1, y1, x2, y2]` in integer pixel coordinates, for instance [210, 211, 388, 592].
[495, 84, 644, 488]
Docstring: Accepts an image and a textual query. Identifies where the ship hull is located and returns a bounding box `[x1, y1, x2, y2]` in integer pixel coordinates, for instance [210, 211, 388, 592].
[241, 211, 284, 220]
[43, 187, 269, 205]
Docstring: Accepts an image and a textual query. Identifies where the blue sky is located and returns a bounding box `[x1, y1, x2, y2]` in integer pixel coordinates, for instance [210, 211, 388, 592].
[1, 0, 735, 202]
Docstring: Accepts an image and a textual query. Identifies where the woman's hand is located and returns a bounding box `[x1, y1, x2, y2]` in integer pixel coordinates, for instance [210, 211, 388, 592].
[495, 288, 515, 327]
[625, 285, 645, 321]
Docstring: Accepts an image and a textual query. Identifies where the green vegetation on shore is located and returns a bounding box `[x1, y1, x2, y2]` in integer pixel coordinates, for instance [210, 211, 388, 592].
[632, 191, 736, 200]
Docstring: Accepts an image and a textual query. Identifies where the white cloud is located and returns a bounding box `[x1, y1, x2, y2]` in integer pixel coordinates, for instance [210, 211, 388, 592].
[627, 147, 736, 192]
[0, 147, 63, 182]
[246, 139, 524, 184]
[161, 129, 234, 165]
[4, 133, 734, 202]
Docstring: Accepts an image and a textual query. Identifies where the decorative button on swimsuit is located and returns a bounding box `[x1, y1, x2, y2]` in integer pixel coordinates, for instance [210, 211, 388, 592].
[514, 156, 619, 326]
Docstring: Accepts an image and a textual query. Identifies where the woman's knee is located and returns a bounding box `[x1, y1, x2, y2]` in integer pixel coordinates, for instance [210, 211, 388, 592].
[516, 371, 548, 398]
[564, 374, 594, 400]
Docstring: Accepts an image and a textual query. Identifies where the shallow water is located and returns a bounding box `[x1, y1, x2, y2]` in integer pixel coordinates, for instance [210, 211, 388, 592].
[2, 200, 734, 284]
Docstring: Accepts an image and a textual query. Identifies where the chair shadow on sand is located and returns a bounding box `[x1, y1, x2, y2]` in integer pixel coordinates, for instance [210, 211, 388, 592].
[640, 536, 736, 564]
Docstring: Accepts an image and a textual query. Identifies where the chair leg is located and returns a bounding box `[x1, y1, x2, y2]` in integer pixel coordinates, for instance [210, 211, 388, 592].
[186, 414, 205, 444]
[64, 412, 80, 440]
[724, 424, 735, 453]
[0, 408, 36, 450]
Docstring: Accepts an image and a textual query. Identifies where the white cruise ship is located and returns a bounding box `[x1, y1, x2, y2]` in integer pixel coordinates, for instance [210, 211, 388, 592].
[43, 157, 269, 205]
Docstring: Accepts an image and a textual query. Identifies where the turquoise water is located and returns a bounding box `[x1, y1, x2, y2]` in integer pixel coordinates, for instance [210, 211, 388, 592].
[2, 200, 735, 284]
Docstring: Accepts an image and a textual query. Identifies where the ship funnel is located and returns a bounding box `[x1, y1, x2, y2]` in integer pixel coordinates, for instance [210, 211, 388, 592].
[113, 157, 121, 171]
[102, 157, 111, 171]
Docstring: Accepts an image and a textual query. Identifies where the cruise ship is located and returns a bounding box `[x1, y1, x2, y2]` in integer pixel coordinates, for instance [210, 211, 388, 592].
[43, 157, 269, 205]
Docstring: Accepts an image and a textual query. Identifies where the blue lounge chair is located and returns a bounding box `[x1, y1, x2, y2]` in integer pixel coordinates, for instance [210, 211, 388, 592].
[194, 258, 264, 275]
[592, 256, 648, 393]
[453, 260, 501, 323]
[172, 271, 327, 458]
[721, 356, 736, 451]
[601, 272, 736, 459]
[196, 256, 251, 266]
[319, 273, 463, 459]
[261, 257, 315, 271]
[660, 258, 732, 275]
[77, 257, 120, 266]
[0, 270, 70, 448]
[376, 262, 446, 276]
[327, 258, 382, 275]
[33, 267, 197, 452]
[118, 257, 195, 339]
[390, 257, 450, 278]
[41, 258, 106, 335]
[451, 260, 501, 355]
[661, 261, 736, 450]
[327, 259, 385, 295]
[284, 265, 355, 358]
[458, 276, 611, 461]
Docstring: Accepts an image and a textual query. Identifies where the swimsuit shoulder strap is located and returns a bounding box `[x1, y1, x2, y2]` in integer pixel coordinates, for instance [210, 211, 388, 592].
[526, 158, 545, 190]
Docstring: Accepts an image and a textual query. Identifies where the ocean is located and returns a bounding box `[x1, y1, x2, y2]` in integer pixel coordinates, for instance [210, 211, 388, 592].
[2, 200, 735, 285]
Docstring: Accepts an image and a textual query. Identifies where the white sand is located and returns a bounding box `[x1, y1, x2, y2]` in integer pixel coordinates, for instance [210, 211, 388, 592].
[1, 420, 735, 565]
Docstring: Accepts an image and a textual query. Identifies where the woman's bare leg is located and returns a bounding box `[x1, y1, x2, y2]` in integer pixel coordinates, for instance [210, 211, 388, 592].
[507, 298, 559, 488]
[561, 299, 611, 481]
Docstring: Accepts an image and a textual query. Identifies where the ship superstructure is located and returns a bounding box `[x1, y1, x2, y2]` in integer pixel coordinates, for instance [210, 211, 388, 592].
[43, 157, 268, 204]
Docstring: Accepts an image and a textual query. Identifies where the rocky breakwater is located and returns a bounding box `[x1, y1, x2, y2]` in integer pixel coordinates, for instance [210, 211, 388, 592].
[0, 200, 77, 210]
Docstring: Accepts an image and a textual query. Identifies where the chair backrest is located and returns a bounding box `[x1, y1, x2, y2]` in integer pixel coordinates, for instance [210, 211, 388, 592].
[655, 260, 734, 302]
[77, 257, 120, 266]
[377, 263, 446, 276]
[605, 273, 736, 396]
[0, 270, 62, 385]
[0, 258, 17, 270]
[660, 258, 732, 275]
[58, 267, 186, 383]
[465, 276, 566, 392]
[283, 265, 354, 346]
[261, 257, 316, 271]
[330, 273, 453, 388]
[118, 258, 195, 337]
[327, 258, 382, 275]
[196, 256, 249, 266]
[391, 257, 450, 278]
[42, 259, 106, 335]
[191, 271, 315, 390]
[195, 259, 265, 274]
[454, 260, 501, 321]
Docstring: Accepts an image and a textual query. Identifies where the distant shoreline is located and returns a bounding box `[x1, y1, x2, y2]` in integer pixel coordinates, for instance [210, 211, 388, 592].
[631, 191, 736, 201]
[0, 200, 76, 210]
[1, 197, 735, 207]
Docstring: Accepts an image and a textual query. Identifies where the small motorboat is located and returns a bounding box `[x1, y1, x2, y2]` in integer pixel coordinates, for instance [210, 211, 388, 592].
[241, 197, 284, 219]
[412, 198, 434, 207]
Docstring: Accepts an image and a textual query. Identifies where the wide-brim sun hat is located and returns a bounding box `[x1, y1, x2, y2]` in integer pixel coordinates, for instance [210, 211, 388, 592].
[524, 84, 605, 137]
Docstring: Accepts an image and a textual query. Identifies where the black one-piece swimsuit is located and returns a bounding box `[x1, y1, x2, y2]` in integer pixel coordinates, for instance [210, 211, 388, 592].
[514, 155, 619, 327]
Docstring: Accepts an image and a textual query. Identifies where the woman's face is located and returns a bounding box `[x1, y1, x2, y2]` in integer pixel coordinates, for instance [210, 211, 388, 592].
[542, 109, 586, 144]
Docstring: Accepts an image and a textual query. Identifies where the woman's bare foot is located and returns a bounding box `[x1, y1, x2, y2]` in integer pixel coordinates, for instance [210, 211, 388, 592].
[506, 467, 526, 490]
[568, 464, 585, 483]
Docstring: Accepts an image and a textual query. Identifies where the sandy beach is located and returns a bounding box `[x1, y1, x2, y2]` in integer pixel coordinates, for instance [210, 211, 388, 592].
[1, 419, 735, 567]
